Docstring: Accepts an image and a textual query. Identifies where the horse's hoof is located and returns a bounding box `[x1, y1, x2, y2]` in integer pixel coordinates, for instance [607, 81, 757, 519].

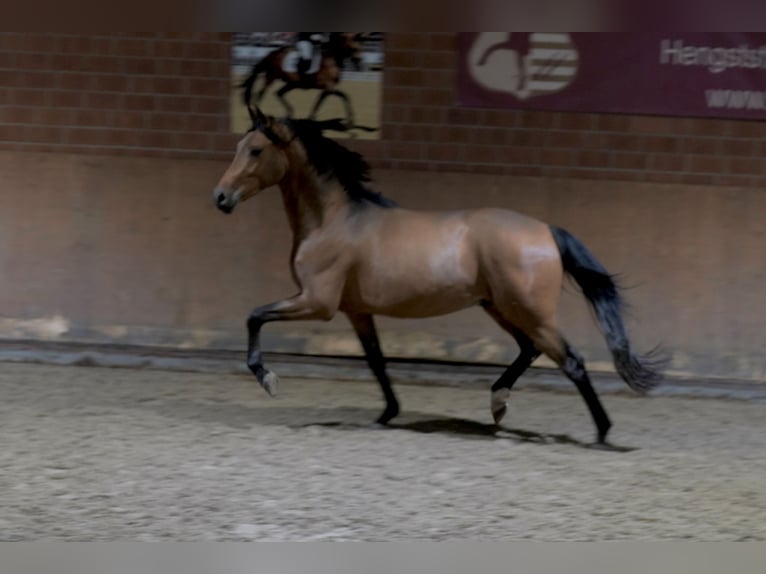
[367, 422, 391, 430]
[260, 370, 279, 397]
[491, 388, 510, 424]
[376, 405, 399, 426]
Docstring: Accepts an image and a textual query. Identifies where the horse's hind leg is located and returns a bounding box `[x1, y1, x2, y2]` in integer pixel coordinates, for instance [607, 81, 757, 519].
[308, 90, 331, 120]
[346, 312, 400, 426]
[483, 306, 541, 423]
[530, 324, 613, 443]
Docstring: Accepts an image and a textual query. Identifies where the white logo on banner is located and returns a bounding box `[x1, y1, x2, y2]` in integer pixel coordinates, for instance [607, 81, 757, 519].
[468, 33, 579, 100]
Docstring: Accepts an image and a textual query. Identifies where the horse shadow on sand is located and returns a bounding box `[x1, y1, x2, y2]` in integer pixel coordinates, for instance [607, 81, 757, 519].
[298, 416, 637, 452]
[127, 396, 637, 453]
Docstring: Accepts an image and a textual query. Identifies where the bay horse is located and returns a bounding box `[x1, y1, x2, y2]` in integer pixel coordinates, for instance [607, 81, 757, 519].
[240, 33, 362, 127]
[212, 105, 664, 444]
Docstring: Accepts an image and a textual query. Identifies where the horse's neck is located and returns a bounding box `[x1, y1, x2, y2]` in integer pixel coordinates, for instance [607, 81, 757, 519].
[279, 170, 347, 243]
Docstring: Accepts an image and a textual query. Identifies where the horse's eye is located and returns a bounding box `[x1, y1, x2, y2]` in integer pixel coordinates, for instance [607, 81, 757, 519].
[250, 148, 262, 158]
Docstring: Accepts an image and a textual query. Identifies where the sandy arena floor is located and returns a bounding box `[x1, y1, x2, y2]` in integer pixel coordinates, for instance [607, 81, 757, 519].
[1, 362, 764, 541]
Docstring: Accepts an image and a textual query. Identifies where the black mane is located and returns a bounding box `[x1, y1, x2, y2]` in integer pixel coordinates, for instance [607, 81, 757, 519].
[284, 119, 396, 208]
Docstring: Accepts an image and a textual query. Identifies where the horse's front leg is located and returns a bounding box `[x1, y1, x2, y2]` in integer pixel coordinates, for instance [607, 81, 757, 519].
[246, 293, 335, 395]
[275, 83, 296, 117]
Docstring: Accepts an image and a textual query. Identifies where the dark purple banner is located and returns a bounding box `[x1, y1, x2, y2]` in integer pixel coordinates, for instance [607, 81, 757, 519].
[457, 33, 766, 120]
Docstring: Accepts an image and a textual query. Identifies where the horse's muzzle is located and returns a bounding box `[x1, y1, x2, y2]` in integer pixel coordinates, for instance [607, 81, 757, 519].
[214, 188, 236, 214]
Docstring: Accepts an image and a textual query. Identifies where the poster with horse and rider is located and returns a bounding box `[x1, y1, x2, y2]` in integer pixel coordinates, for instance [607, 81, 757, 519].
[231, 32, 384, 139]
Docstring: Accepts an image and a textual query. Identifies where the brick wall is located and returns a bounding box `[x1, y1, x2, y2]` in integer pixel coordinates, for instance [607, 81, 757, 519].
[1, 32, 764, 186]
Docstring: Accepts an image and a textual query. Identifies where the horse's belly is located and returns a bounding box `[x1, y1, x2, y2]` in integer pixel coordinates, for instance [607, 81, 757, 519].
[342, 261, 484, 318]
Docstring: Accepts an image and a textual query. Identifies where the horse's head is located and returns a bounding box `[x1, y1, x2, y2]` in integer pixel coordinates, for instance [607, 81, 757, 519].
[326, 32, 363, 68]
[213, 106, 291, 214]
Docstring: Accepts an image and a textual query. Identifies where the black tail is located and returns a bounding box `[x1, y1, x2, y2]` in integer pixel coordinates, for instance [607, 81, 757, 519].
[550, 225, 664, 393]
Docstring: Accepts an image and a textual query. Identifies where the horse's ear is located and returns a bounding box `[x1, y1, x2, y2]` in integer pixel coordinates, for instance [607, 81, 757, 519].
[247, 104, 269, 129]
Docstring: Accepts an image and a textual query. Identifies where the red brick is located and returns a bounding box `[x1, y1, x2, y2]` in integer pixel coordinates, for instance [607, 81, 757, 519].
[19, 125, 64, 143]
[178, 60, 216, 77]
[114, 38, 155, 57]
[557, 113, 595, 130]
[58, 36, 93, 53]
[545, 130, 585, 148]
[680, 137, 720, 155]
[49, 54, 85, 70]
[446, 108, 482, 125]
[629, 115, 675, 134]
[473, 128, 507, 146]
[153, 76, 184, 95]
[132, 77, 156, 93]
[2, 107, 40, 123]
[419, 89, 452, 107]
[495, 146, 540, 165]
[423, 69, 455, 89]
[189, 42, 221, 60]
[681, 118, 730, 137]
[689, 155, 725, 174]
[72, 109, 112, 127]
[389, 69, 424, 87]
[644, 136, 679, 153]
[17, 71, 53, 89]
[11, 89, 48, 107]
[421, 51, 454, 69]
[681, 174, 715, 185]
[148, 113, 187, 131]
[727, 121, 762, 138]
[651, 154, 687, 171]
[612, 152, 648, 170]
[156, 96, 195, 113]
[123, 58, 157, 75]
[483, 109, 519, 127]
[0, 52, 16, 67]
[154, 59, 183, 77]
[576, 150, 611, 168]
[38, 108, 73, 125]
[430, 125, 472, 143]
[729, 157, 762, 175]
[520, 111, 556, 129]
[112, 111, 147, 130]
[388, 34, 429, 51]
[719, 139, 758, 156]
[193, 97, 223, 115]
[15, 53, 51, 70]
[540, 148, 574, 166]
[187, 78, 225, 98]
[123, 94, 155, 111]
[85, 56, 124, 73]
[596, 115, 631, 131]
[135, 131, 177, 149]
[175, 132, 212, 150]
[50, 90, 83, 108]
[92, 74, 131, 92]
[84, 92, 123, 109]
[187, 115, 221, 132]
[155, 41, 189, 58]
[386, 87, 419, 106]
[429, 34, 456, 51]
[603, 133, 645, 152]
[0, 33, 25, 51]
[67, 128, 113, 146]
[57, 73, 94, 91]
[391, 141, 424, 159]
[507, 130, 544, 147]
[427, 143, 463, 162]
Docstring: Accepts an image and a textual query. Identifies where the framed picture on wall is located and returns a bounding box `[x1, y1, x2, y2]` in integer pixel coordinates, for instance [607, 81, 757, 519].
[230, 32, 384, 139]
